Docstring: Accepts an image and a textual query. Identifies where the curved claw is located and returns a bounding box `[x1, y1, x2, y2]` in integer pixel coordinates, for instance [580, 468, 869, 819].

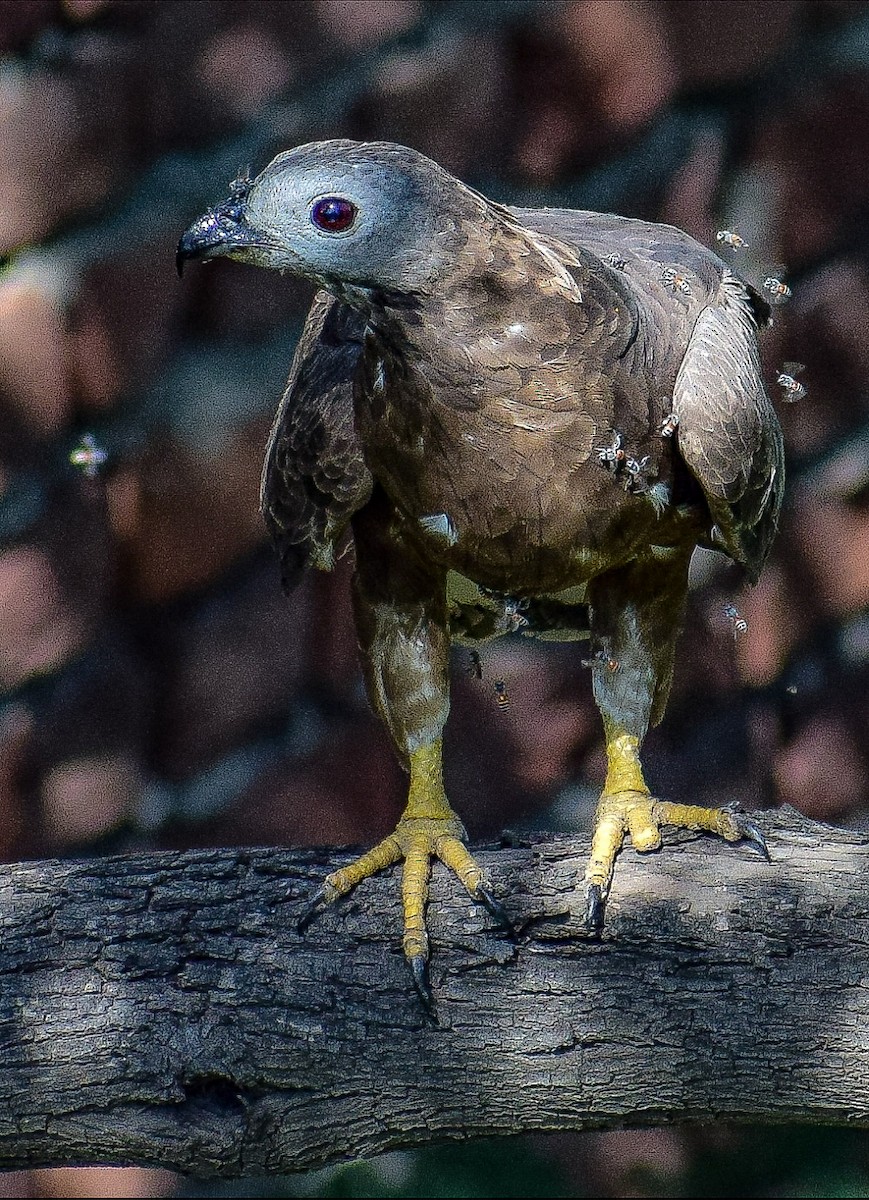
[297, 886, 329, 935]
[476, 885, 513, 932]
[585, 883, 605, 936]
[735, 817, 771, 862]
[410, 954, 434, 1013]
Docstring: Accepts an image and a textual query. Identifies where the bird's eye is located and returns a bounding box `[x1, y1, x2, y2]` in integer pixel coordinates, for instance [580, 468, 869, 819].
[310, 196, 357, 233]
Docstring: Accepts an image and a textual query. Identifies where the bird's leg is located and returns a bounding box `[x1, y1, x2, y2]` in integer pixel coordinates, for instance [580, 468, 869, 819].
[584, 555, 767, 932]
[302, 738, 503, 994]
[299, 495, 507, 1007]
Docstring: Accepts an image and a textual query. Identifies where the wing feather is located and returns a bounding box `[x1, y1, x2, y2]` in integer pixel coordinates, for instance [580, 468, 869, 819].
[673, 272, 784, 580]
[514, 206, 782, 580]
[260, 291, 373, 591]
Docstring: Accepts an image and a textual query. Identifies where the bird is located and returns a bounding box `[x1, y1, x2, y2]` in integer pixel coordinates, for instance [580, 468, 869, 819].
[177, 140, 783, 1007]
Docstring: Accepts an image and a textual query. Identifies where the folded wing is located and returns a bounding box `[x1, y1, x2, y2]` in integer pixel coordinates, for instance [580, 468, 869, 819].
[260, 291, 373, 591]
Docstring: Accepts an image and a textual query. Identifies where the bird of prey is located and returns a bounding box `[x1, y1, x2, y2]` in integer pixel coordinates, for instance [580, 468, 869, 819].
[178, 140, 783, 1004]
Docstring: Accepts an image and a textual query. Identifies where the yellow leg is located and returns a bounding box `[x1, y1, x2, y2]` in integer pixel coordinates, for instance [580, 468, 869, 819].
[298, 740, 507, 1005]
[583, 724, 768, 932]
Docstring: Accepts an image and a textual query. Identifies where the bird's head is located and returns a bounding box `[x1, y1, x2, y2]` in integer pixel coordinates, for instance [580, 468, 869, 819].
[177, 140, 462, 297]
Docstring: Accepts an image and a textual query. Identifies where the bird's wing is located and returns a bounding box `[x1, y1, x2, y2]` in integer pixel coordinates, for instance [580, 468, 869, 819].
[671, 271, 783, 580]
[511, 206, 783, 581]
[260, 290, 373, 591]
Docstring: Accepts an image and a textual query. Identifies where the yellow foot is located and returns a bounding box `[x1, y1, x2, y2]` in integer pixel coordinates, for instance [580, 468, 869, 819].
[583, 790, 769, 934]
[298, 812, 509, 1010]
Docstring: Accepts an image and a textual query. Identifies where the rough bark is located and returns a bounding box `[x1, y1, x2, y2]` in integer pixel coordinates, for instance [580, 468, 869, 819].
[0, 807, 866, 1176]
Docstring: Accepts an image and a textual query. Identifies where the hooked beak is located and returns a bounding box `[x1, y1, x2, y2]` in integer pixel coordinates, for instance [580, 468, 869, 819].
[176, 198, 276, 277]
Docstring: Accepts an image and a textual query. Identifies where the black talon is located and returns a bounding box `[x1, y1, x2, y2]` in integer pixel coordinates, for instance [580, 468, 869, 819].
[297, 886, 328, 935]
[738, 818, 771, 862]
[410, 954, 434, 1013]
[723, 804, 771, 862]
[476, 886, 513, 932]
[585, 883, 605, 935]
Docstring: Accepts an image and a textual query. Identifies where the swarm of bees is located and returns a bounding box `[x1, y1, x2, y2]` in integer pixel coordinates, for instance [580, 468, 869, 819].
[661, 266, 692, 296]
[604, 253, 627, 270]
[723, 603, 748, 642]
[776, 362, 806, 403]
[659, 412, 679, 438]
[597, 432, 661, 502]
[763, 276, 792, 305]
[69, 434, 108, 479]
[716, 230, 748, 250]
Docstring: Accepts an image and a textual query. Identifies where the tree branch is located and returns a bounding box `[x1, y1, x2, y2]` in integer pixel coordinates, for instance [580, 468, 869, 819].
[0, 807, 866, 1176]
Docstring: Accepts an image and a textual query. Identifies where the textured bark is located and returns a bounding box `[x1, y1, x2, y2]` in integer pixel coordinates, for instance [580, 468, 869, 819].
[0, 807, 866, 1176]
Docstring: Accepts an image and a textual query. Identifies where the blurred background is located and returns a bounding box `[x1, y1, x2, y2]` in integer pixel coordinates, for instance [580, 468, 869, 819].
[1, 0, 869, 1195]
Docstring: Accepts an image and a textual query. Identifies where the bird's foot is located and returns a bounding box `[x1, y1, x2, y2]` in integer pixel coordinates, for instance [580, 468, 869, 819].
[583, 790, 769, 934]
[298, 810, 509, 1011]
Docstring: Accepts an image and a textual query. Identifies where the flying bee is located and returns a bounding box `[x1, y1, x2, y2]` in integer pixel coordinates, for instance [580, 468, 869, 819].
[502, 597, 530, 632]
[776, 362, 806, 402]
[596, 430, 626, 474]
[467, 650, 483, 680]
[661, 267, 692, 296]
[604, 253, 627, 270]
[69, 433, 108, 479]
[659, 412, 680, 438]
[493, 679, 510, 712]
[763, 276, 792, 305]
[623, 455, 653, 494]
[582, 649, 621, 674]
[647, 481, 671, 516]
[723, 603, 748, 641]
[228, 168, 254, 198]
[716, 229, 747, 250]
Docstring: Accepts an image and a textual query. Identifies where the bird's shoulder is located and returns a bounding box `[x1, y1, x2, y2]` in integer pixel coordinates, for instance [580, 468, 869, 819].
[510, 206, 724, 297]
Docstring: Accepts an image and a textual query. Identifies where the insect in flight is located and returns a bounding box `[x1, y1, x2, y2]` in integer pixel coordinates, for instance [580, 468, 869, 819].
[582, 650, 621, 674]
[493, 679, 510, 712]
[661, 267, 692, 296]
[776, 362, 806, 402]
[502, 597, 530, 632]
[723, 603, 748, 641]
[647, 481, 670, 516]
[659, 412, 680, 438]
[716, 230, 748, 250]
[596, 430, 626, 474]
[763, 276, 792, 305]
[69, 434, 108, 479]
[623, 455, 653, 494]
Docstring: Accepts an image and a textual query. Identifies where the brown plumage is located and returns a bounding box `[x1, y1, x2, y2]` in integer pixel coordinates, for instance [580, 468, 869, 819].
[178, 140, 782, 1003]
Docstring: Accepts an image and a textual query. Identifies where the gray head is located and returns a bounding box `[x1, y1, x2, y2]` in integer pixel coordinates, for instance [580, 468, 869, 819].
[177, 139, 469, 297]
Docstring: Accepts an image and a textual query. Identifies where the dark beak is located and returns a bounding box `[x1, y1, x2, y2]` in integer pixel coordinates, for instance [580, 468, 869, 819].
[176, 201, 271, 277]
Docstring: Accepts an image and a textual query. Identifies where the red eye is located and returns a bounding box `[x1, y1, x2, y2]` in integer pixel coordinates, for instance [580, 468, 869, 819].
[310, 196, 357, 233]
